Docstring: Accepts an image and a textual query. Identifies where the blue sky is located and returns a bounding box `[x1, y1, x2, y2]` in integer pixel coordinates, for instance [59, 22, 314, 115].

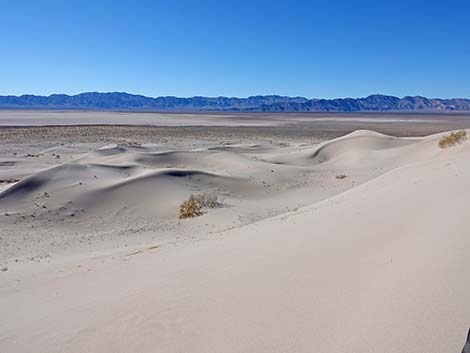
[1, 0, 469, 98]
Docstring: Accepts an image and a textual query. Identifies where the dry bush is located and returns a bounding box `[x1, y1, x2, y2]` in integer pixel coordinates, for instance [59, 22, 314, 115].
[438, 130, 467, 148]
[194, 192, 220, 208]
[178, 192, 221, 220]
[178, 195, 203, 219]
[336, 174, 347, 180]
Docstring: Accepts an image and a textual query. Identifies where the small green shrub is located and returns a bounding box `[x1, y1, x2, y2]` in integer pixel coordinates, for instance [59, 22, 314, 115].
[439, 130, 467, 148]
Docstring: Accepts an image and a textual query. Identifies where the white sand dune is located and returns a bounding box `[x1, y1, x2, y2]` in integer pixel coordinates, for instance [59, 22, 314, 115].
[1, 130, 469, 352]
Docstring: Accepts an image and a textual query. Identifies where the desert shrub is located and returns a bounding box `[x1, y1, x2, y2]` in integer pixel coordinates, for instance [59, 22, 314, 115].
[178, 195, 203, 219]
[438, 130, 467, 148]
[194, 192, 220, 208]
[336, 174, 347, 180]
[178, 192, 221, 219]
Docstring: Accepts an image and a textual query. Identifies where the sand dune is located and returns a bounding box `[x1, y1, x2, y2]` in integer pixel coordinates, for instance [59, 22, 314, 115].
[0, 130, 404, 238]
[1, 129, 469, 352]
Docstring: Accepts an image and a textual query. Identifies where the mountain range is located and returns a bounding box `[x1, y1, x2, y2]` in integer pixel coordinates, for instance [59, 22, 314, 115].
[1, 92, 470, 112]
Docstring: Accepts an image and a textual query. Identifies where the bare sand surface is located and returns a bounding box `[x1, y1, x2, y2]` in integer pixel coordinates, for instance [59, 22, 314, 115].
[0, 113, 469, 352]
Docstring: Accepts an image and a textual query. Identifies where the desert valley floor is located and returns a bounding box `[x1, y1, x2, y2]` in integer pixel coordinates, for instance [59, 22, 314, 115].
[0, 111, 469, 353]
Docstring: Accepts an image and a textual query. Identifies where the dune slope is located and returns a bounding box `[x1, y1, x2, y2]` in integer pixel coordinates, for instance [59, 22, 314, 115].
[0, 130, 469, 353]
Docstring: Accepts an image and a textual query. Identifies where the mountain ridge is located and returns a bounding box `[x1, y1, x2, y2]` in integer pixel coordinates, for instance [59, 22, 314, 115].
[1, 92, 470, 112]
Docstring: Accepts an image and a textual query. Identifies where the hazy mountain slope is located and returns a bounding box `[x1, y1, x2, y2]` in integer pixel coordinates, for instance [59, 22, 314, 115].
[1, 92, 470, 111]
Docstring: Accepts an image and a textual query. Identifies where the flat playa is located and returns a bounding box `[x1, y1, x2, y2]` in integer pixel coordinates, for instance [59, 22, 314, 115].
[1, 111, 469, 353]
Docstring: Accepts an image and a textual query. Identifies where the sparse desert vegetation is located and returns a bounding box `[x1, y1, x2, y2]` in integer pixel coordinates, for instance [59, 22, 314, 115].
[194, 192, 220, 208]
[336, 174, 347, 179]
[438, 130, 467, 148]
[179, 195, 203, 219]
[178, 192, 221, 219]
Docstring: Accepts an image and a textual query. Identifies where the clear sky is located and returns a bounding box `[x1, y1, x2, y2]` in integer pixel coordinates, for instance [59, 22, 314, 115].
[1, 0, 469, 98]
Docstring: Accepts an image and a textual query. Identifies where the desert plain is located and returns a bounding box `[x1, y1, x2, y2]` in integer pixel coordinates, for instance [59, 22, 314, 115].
[0, 110, 469, 353]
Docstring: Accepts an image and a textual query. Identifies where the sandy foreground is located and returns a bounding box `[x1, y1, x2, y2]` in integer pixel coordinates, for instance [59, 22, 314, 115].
[0, 115, 470, 352]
